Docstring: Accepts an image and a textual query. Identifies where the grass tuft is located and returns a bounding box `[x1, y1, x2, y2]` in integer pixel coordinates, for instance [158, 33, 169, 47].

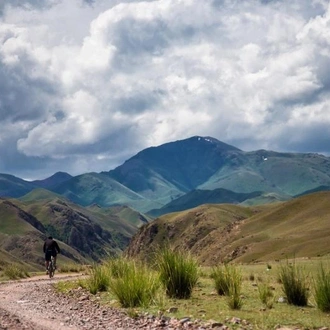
[156, 247, 199, 299]
[314, 263, 330, 312]
[59, 263, 86, 273]
[257, 282, 274, 309]
[3, 264, 29, 280]
[86, 264, 110, 294]
[278, 260, 309, 306]
[104, 257, 132, 278]
[108, 260, 160, 308]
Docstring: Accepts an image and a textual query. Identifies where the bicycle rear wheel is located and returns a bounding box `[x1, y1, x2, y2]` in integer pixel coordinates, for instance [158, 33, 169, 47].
[49, 257, 55, 278]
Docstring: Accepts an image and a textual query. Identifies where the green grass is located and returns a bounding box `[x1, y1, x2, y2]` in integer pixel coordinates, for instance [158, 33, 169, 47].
[108, 260, 160, 308]
[278, 260, 309, 306]
[53, 258, 330, 329]
[314, 263, 330, 312]
[58, 263, 87, 273]
[3, 264, 30, 280]
[86, 264, 111, 294]
[155, 247, 199, 299]
[257, 282, 274, 309]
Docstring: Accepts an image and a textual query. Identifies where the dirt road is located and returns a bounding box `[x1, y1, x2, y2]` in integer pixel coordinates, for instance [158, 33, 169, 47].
[0, 273, 213, 330]
[0, 273, 86, 329]
[0, 273, 158, 329]
[1, 274, 314, 330]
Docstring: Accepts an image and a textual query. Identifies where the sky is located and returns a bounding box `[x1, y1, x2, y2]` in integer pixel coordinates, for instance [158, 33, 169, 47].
[1, 0, 330, 180]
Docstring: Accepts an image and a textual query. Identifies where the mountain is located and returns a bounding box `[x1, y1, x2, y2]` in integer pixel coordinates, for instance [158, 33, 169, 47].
[1, 136, 330, 214]
[106, 136, 241, 204]
[51, 172, 162, 213]
[147, 188, 264, 217]
[125, 191, 330, 265]
[31, 171, 72, 189]
[0, 174, 37, 198]
[0, 192, 150, 269]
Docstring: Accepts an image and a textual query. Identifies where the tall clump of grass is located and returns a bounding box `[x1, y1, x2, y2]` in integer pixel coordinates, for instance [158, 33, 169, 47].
[211, 263, 243, 309]
[86, 264, 110, 294]
[314, 264, 330, 312]
[227, 265, 243, 310]
[4, 264, 29, 280]
[156, 247, 199, 299]
[211, 264, 231, 296]
[104, 256, 131, 278]
[257, 282, 274, 309]
[278, 260, 309, 306]
[108, 259, 160, 308]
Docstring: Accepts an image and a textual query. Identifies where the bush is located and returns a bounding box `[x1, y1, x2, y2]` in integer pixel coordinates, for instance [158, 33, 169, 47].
[278, 261, 309, 306]
[86, 264, 110, 294]
[314, 264, 330, 312]
[156, 247, 199, 299]
[108, 260, 160, 308]
[4, 264, 29, 280]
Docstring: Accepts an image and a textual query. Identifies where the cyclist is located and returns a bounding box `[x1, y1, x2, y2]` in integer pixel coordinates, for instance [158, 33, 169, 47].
[43, 236, 61, 274]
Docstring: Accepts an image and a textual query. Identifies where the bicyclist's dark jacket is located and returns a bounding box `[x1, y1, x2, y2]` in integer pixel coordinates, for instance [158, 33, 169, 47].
[43, 237, 61, 258]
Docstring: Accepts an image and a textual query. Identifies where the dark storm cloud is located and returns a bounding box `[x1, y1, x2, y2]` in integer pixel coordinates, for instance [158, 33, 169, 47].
[0, 0, 55, 16]
[1, 0, 330, 180]
[0, 62, 58, 123]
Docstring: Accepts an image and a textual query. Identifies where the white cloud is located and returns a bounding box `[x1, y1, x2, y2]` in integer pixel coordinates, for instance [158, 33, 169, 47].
[1, 0, 330, 178]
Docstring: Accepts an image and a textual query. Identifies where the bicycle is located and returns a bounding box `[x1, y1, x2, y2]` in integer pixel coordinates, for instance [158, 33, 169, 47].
[48, 256, 55, 278]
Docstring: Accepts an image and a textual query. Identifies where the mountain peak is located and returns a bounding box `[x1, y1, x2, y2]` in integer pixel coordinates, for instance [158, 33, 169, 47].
[189, 136, 241, 151]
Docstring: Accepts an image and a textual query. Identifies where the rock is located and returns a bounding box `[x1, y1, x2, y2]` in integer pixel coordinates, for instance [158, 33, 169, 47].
[180, 317, 191, 324]
[167, 307, 178, 313]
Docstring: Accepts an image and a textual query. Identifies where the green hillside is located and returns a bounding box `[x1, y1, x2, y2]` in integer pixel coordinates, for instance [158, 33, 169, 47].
[148, 188, 264, 217]
[0, 193, 149, 270]
[125, 191, 330, 265]
[51, 172, 161, 213]
[199, 150, 330, 196]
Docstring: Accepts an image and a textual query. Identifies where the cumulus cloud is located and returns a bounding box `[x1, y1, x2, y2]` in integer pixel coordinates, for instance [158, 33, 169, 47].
[1, 0, 330, 178]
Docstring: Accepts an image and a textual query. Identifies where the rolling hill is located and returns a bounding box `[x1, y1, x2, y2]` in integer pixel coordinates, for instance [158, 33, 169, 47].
[125, 191, 330, 265]
[0, 191, 150, 270]
[147, 188, 264, 217]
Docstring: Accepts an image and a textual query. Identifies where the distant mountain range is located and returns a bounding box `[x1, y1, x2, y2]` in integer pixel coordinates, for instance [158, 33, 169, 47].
[1, 136, 330, 214]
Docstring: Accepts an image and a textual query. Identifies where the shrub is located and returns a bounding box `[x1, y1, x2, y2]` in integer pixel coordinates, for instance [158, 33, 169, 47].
[156, 247, 199, 299]
[108, 260, 160, 308]
[86, 264, 110, 294]
[314, 264, 330, 312]
[4, 264, 29, 280]
[278, 261, 309, 306]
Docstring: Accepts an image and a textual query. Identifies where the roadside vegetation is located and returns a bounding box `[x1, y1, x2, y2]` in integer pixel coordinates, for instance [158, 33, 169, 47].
[54, 255, 330, 329]
[1, 263, 30, 280]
